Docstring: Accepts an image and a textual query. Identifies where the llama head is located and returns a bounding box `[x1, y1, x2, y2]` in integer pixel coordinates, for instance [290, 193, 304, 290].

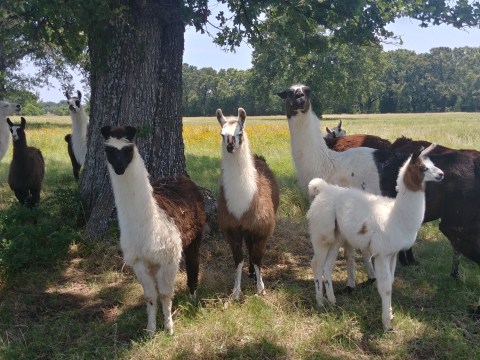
[6, 117, 27, 143]
[0, 100, 21, 117]
[217, 107, 246, 154]
[276, 84, 311, 118]
[65, 90, 82, 113]
[400, 143, 444, 192]
[101, 125, 137, 175]
[325, 120, 346, 139]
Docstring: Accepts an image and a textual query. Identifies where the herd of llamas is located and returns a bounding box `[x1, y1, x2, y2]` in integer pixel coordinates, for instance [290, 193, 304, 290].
[0, 83, 479, 334]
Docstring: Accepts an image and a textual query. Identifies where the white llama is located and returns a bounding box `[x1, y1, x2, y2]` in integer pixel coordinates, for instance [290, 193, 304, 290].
[307, 144, 444, 330]
[102, 125, 205, 335]
[277, 84, 383, 289]
[216, 108, 279, 300]
[0, 100, 21, 162]
[65, 90, 89, 166]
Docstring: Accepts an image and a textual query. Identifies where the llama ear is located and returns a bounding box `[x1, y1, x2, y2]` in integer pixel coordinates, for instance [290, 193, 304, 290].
[420, 143, 437, 157]
[65, 134, 71, 142]
[124, 126, 137, 141]
[302, 86, 311, 98]
[338, 120, 342, 130]
[77, 90, 82, 101]
[65, 91, 70, 100]
[276, 90, 290, 99]
[6, 117, 13, 127]
[216, 109, 226, 126]
[238, 108, 246, 127]
[101, 126, 112, 140]
[20, 117, 26, 128]
[411, 146, 424, 163]
[326, 127, 332, 134]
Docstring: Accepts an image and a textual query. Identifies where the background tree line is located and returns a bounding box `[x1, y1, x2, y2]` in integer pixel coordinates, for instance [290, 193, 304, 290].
[182, 46, 480, 116]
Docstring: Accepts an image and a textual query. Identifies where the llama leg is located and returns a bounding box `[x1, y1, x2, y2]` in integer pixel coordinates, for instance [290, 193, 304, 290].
[155, 263, 178, 335]
[226, 231, 244, 300]
[375, 256, 394, 331]
[323, 241, 341, 304]
[183, 238, 201, 300]
[450, 249, 461, 278]
[132, 262, 158, 335]
[343, 243, 356, 291]
[29, 188, 41, 208]
[13, 189, 29, 205]
[244, 232, 255, 279]
[250, 237, 268, 296]
[361, 249, 376, 284]
[311, 240, 331, 306]
[405, 247, 417, 265]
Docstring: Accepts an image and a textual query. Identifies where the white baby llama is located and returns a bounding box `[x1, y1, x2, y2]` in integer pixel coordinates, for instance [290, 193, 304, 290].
[65, 90, 89, 166]
[307, 144, 444, 330]
[0, 100, 21, 162]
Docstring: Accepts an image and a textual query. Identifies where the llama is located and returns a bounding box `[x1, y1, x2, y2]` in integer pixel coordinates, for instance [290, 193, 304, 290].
[64, 134, 81, 180]
[307, 144, 444, 330]
[277, 84, 386, 289]
[102, 125, 206, 335]
[0, 100, 21, 162]
[65, 90, 89, 167]
[324, 120, 346, 139]
[390, 136, 480, 278]
[7, 117, 45, 208]
[216, 107, 279, 300]
[324, 133, 392, 152]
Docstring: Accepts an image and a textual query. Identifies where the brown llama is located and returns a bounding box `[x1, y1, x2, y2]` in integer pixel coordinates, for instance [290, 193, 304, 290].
[216, 108, 280, 299]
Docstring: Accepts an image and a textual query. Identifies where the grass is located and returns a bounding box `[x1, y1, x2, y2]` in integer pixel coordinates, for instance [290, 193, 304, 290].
[0, 113, 479, 359]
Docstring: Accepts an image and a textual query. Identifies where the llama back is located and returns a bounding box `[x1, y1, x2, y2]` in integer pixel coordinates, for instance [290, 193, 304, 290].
[218, 154, 279, 238]
[151, 175, 206, 248]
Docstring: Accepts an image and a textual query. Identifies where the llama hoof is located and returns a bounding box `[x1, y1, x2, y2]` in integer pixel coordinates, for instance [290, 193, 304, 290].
[257, 289, 266, 297]
[450, 269, 460, 279]
[189, 290, 197, 302]
[164, 320, 174, 335]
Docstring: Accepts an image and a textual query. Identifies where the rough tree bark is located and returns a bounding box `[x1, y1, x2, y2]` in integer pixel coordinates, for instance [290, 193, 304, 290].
[80, 1, 188, 240]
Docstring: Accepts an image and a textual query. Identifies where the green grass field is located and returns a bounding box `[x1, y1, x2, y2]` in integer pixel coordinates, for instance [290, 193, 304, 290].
[0, 113, 479, 359]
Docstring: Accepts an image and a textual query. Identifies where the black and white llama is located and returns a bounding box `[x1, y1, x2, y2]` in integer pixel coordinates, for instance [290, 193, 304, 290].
[65, 91, 88, 172]
[102, 125, 206, 335]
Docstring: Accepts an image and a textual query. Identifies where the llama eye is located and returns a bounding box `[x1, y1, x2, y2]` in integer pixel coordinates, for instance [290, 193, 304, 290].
[420, 166, 428, 172]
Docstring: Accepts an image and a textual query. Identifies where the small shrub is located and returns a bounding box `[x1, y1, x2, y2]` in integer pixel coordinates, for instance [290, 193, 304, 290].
[0, 186, 82, 275]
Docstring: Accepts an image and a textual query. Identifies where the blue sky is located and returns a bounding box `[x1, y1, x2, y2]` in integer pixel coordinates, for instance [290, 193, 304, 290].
[33, 17, 480, 102]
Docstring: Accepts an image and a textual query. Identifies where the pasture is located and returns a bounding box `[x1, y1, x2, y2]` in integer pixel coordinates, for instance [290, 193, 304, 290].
[0, 112, 479, 359]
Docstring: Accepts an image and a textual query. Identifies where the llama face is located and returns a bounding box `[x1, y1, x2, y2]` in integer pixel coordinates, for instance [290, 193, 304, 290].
[65, 90, 82, 113]
[6, 117, 26, 142]
[216, 108, 246, 154]
[325, 120, 346, 139]
[277, 85, 311, 118]
[0, 100, 21, 117]
[101, 125, 137, 175]
[403, 144, 444, 191]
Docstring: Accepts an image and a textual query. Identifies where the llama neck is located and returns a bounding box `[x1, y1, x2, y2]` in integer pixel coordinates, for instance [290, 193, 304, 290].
[12, 138, 28, 157]
[70, 108, 88, 164]
[70, 108, 88, 135]
[287, 109, 335, 192]
[388, 170, 426, 238]
[221, 133, 258, 219]
[108, 148, 160, 230]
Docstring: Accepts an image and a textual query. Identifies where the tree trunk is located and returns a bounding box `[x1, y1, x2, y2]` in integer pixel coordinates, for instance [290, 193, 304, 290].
[80, 1, 187, 240]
